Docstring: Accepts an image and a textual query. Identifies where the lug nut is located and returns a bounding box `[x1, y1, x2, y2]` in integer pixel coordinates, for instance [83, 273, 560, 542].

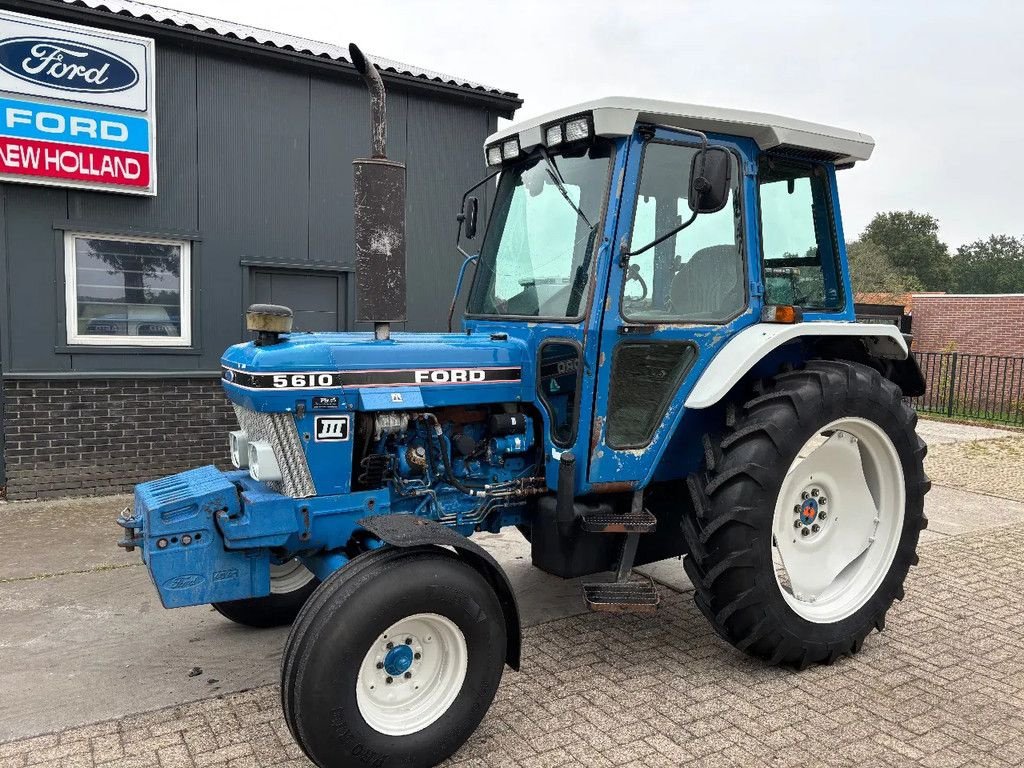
[414, 652, 421, 660]
[376, 662, 383, 669]
[794, 520, 802, 529]
[811, 524, 820, 533]
[819, 511, 827, 520]
[386, 642, 393, 650]
[801, 491, 810, 500]
[404, 672, 412, 679]
[385, 676, 393, 684]
[811, 488, 819, 497]
[793, 505, 801, 514]
[801, 528, 810, 537]
[405, 637, 412, 645]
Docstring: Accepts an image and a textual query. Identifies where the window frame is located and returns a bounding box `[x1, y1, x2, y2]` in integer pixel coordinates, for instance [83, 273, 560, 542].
[464, 143, 616, 324]
[619, 136, 748, 326]
[63, 230, 193, 348]
[755, 155, 845, 313]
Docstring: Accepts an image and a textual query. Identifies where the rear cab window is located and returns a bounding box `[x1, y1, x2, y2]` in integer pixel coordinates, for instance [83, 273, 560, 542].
[758, 157, 843, 311]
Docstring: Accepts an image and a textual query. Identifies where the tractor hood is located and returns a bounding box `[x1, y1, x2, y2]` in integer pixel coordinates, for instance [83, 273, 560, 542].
[220, 331, 530, 412]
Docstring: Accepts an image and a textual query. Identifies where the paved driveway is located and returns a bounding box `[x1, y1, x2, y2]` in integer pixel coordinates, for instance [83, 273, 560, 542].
[2, 419, 1023, 767]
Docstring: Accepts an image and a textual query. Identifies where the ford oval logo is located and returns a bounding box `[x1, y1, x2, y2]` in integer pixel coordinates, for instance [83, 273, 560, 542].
[164, 574, 205, 590]
[0, 37, 139, 93]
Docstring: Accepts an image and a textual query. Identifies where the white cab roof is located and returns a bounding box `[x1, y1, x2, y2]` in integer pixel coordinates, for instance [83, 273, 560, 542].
[487, 97, 874, 165]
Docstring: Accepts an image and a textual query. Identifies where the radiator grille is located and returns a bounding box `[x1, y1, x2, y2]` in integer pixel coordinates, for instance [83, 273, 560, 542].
[233, 405, 316, 498]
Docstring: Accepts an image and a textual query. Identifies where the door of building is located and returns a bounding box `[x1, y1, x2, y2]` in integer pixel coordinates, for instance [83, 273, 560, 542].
[252, 270, 347, 332]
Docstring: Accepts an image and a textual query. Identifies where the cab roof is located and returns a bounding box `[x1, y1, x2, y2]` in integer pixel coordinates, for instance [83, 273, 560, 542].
[487, 97, 874, 166]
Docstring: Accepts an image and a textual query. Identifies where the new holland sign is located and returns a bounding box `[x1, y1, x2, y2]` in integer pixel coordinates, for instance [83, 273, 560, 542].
[0, 10, 155, 195]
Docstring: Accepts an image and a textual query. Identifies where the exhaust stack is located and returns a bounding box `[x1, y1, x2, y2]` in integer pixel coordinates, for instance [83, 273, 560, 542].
[350, 43, 406, 341]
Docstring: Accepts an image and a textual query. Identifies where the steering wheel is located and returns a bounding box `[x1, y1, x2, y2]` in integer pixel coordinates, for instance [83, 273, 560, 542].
[625, 263, 648, 301]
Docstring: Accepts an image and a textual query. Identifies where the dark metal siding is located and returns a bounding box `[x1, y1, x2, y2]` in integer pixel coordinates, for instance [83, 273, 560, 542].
[406, 95, 495, 331]
[0, 39, 501, 376]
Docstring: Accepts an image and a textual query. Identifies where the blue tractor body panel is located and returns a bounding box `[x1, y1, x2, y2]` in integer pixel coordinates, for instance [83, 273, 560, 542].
[130, 466, 269, 608]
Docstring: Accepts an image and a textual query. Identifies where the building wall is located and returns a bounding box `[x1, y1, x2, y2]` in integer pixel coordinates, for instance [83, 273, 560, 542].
[912, 295, 1024, 356]
[0, 20, 508, 498]
[3, 376, 233, 500]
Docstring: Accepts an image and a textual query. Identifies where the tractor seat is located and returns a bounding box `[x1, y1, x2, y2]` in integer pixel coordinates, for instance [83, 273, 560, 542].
[670, 245, 745, 321]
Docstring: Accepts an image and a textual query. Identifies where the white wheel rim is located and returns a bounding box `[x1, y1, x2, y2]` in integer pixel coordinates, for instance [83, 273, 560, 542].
[355, 613, 468, 736]
[771, 417, 905, 623]
[269, 559, 315, 594]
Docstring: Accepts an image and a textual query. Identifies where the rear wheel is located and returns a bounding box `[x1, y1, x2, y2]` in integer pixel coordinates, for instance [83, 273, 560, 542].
[212, 559, 318, 628]
[282, 546, 506, 768]
[683, 360, 930, 667]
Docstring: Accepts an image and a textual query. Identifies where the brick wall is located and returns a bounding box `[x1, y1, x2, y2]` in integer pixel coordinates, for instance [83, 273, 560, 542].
[912, 295, 1024, 355]
[2, 377, 236, 501]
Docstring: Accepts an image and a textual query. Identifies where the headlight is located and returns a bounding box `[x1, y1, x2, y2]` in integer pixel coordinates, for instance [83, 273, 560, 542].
[501, 137, 520, 161]
[564, 116, 591, 142]
[248, 440, 282, 482]
[544, 124, 563, 147]
[229, 430, 249, 468]
[542, 114, 592, 148]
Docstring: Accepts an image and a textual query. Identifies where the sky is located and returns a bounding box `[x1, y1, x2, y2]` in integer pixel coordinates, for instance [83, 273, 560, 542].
[151, 0, 1022, 249]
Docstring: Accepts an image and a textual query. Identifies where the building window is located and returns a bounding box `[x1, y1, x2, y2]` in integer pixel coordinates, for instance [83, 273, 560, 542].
[64, 232, 192, 347]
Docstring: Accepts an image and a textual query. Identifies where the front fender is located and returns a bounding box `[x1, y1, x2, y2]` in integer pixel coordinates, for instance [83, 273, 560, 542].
[358, 515, 522, 671]
[685, 322, 911, 409]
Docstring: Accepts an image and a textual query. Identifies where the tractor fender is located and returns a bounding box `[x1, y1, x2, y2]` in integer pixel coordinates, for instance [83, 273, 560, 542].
[685, 322, 916, 409]
[357, 514, 521, 671]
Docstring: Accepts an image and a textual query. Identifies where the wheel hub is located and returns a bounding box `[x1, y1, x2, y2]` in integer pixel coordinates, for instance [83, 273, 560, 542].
[383, 642, 415, 677]
[793, 485, 829, 536]
[799, 497, 819, 525]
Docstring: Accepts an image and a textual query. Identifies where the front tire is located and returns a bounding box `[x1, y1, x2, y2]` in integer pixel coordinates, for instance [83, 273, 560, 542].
[212, 559, 318, 628]
[683, 360, 930, 668]
[282, 546, 507, 768]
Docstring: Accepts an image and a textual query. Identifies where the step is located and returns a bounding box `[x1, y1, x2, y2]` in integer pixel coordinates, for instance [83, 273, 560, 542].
[583, 577, 661, 613]
[580, 508, 657, 534]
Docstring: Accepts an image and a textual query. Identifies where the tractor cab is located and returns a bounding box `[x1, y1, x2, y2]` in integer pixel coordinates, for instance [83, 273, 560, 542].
[457, 98, 884, 490]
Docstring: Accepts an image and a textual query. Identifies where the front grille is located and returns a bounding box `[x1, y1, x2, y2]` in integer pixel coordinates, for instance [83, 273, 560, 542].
[233, 405, 316, 498]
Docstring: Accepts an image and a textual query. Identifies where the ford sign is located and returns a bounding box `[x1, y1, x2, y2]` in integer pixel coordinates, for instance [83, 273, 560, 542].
[0, 37, 138, 93]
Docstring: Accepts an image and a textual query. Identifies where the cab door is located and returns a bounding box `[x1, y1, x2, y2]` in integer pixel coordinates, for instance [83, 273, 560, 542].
[586, 127, 760, 487]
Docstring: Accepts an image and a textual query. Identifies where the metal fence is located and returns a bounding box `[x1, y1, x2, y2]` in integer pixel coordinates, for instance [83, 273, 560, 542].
[911, 351, 1024, 425]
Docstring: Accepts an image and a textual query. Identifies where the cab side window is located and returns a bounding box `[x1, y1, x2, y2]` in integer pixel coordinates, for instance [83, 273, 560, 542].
[624, 142, 744, 323]
[758, 158, 843, 310]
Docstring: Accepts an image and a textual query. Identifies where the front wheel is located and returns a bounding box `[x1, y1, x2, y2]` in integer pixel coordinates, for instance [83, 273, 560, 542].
[683, 360, 930, 668]
[282, 546, 507, 768]
[212, 559, 318, 628]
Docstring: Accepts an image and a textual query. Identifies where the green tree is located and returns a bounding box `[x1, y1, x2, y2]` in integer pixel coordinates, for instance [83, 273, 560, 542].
[952, 235, 1024, 293]
[859, 211, 952, 291]
[846, 238, 922, 294]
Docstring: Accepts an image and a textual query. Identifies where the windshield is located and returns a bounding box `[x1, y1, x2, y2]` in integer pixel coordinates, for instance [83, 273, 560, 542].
[467, 145, 611, 318]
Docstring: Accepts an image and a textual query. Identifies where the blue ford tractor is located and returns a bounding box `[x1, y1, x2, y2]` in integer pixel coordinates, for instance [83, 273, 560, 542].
[117, 45, 929, 768]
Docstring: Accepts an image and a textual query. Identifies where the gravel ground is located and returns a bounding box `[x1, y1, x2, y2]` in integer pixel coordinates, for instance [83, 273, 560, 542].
[926, 436, 1024, 500]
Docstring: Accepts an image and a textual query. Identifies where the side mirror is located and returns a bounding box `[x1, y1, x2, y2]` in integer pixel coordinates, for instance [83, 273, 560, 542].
[462, 196, 479, 239]
[688, 147, 731, 214]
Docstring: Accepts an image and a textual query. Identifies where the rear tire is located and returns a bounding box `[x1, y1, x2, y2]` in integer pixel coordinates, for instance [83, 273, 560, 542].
[212, 559, 318, 628]
[282, 546, 506, 768]
[683, 359, 930, 668]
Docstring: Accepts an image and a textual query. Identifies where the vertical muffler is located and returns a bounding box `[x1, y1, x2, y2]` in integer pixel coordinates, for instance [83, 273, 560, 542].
[350, 43, 406, 341]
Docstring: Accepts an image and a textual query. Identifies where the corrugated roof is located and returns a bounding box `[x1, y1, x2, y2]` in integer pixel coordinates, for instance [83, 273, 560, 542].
[52, 0, 519, 101]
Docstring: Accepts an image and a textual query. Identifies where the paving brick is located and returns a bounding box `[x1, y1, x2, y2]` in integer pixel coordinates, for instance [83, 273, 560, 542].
[4, 450, 1024, 766]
